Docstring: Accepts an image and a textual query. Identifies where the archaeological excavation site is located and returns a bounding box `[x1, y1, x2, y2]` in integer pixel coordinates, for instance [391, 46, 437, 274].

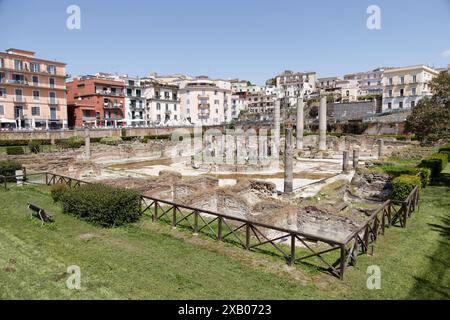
[2, 98, 421, 279]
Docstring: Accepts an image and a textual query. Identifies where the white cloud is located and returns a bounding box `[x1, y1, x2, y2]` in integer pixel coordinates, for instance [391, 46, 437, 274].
[441, 49, 450, 59]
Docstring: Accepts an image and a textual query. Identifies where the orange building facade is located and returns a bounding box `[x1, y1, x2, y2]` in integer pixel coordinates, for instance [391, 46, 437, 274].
[0, 48, 68, 129]
[66, 76, 125, 128]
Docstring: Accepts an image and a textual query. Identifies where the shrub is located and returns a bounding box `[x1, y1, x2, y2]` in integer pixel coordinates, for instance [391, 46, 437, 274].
[419, 153, 449, 177]
[50, 183, 69, 202]
[416, 167, 431, 188]
[6, 146, 25, 155]
[438, 142, 450, 159]
[28, 140, 42, 154]
[60, 183, 141, 227]
[391, 175, 421, 202]
[100, 136, 123, 146]
[0, 139, 51, 147]
[0, 160, 22, 177]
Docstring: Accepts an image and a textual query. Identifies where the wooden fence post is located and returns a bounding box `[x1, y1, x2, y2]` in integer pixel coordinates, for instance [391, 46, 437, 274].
[153, 200, 158, 222]
[172, 206, 177, 228]
[193, 211, 199, 235]
[289, 234, 296, 266]
[217, 217, 223, 241]
[245, 224, 251, 250]
[339, 245, 346, 280]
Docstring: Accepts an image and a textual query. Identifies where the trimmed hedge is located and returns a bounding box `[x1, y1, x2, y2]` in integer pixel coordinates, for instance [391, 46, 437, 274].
[419, 153, 449, 177]
[0, 139, 51, 147]
[391, 175, 421, 202]
[6, 146, 25, 155]
[60, 183, 141, 227]
[0, 160, 22, 177]
[439, 142, 450, 159]
[55, 136, 84, 149]
[100, 136, 123, 146]
[416, 167, 431, 188]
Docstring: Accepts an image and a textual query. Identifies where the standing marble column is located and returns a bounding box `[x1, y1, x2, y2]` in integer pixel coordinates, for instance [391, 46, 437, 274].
[342, 150, 349, 173]
[284, 128, 293, 193]
[319, 95, 327, 151]
[353, 149, 360, 169]
[84, 128, 91, 160]
[296, 98, 304, 150]
[378, 139, 384, 158]
[273, 99, 281, 156]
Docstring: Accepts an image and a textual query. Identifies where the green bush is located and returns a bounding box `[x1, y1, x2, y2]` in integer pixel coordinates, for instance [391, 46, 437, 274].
[60, 183, 141, 227]
[438, 143, 450, 159]
[0, 160, 22, 177]
[100, 136, 123, 146]
[419, 153, 449, 177]
[50, 183, 69, 202]
[391, 175, 421, 202]
[28, 140, 42, 154]
[6, 146, 25, 155]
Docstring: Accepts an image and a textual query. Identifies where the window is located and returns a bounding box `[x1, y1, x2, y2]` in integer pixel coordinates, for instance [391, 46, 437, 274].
[400, 76, 404, 84]
[187, 99, 190, 105]
[49, 92, 56, 104]
[214, 100, 219, 105]
[399, 102, 403, 109]
[47, 65, 56, 74]
[164, 92, 170, 99]
[32, 75, 39, 85]
[157, 115, 161, 121]
[174, 115, 177, 120]
[174, 104, 177, 111]
[31, 106, 40, 116]
[411, 101, 416, 108]
[0, 58, 3, 68]
[0, 72, 4, 82]
[400, 89, 404, 97]
[389, 78, 393, 85]
[156, 103, 161, 110]
[14, 60, 23, 70]
[165, 104, 169, 111]
[30, 62, 40, 73]
[33, 91, 40, 100]
[49, 78, 55, 88]
[388, 102, 392, 109]
[412, 75, 417, 83]
[0, 105, 4, 115]
[136, 89, 141, 97]
[15, 89, 22, 97]
[127, 89, 132, 96]
[412, 87, 416, 96]
[389, 90, 393, 97]
[0, 88, 6, 97]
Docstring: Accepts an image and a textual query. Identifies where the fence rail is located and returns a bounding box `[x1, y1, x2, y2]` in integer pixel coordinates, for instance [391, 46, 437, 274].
[1, 171, 421, 280]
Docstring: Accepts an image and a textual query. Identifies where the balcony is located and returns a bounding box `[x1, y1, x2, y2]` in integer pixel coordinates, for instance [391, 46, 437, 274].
[104, 103, 123, 109]
[13, 96, 26, 103]
[96, 90, 124, 97]
[198, 103, 210, 110]
[82, 116, 97, 122]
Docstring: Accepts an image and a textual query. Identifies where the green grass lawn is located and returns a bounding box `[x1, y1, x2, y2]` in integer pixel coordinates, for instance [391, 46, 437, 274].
[1, 166, 449, 299]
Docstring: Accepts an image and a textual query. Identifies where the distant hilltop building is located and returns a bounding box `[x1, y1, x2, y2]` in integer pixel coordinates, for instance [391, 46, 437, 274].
[0, 48, 68, 130]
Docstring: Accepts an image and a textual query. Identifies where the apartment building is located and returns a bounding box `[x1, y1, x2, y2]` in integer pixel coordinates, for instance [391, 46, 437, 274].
[230, 80, 263, 94]
[231, 94, 246, 119]
[0, 48, 67, 129]
[141, 78, 181, 125]
[244, 92, 275, 122]
[381, 65, 439, 112]
[66, 75, 125, 128]
[178, 77, 232, 125]
[275, 70, 316, 105]
[335, 79, 360, 103]
[344, 68, 385, 96]
[111, 75, 146, 126]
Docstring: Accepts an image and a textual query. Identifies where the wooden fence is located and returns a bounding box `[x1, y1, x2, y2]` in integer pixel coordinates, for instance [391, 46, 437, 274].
[1, 172, 421, 280]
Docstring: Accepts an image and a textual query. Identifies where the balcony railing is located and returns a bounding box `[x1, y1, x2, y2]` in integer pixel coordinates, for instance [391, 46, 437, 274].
[96, 90, 124, 97]
[82, 116, 97, 122]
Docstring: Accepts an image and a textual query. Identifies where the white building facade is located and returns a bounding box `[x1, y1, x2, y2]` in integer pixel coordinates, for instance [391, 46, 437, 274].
[382, 65, 439, 112]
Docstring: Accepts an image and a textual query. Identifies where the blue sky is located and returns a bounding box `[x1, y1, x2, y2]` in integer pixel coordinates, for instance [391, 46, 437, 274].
[1, 0, 449, 84]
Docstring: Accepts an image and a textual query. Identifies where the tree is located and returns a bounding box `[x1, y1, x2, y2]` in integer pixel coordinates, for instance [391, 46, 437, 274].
[405, 97, 450, 142]
[405, 72, 450, 142]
